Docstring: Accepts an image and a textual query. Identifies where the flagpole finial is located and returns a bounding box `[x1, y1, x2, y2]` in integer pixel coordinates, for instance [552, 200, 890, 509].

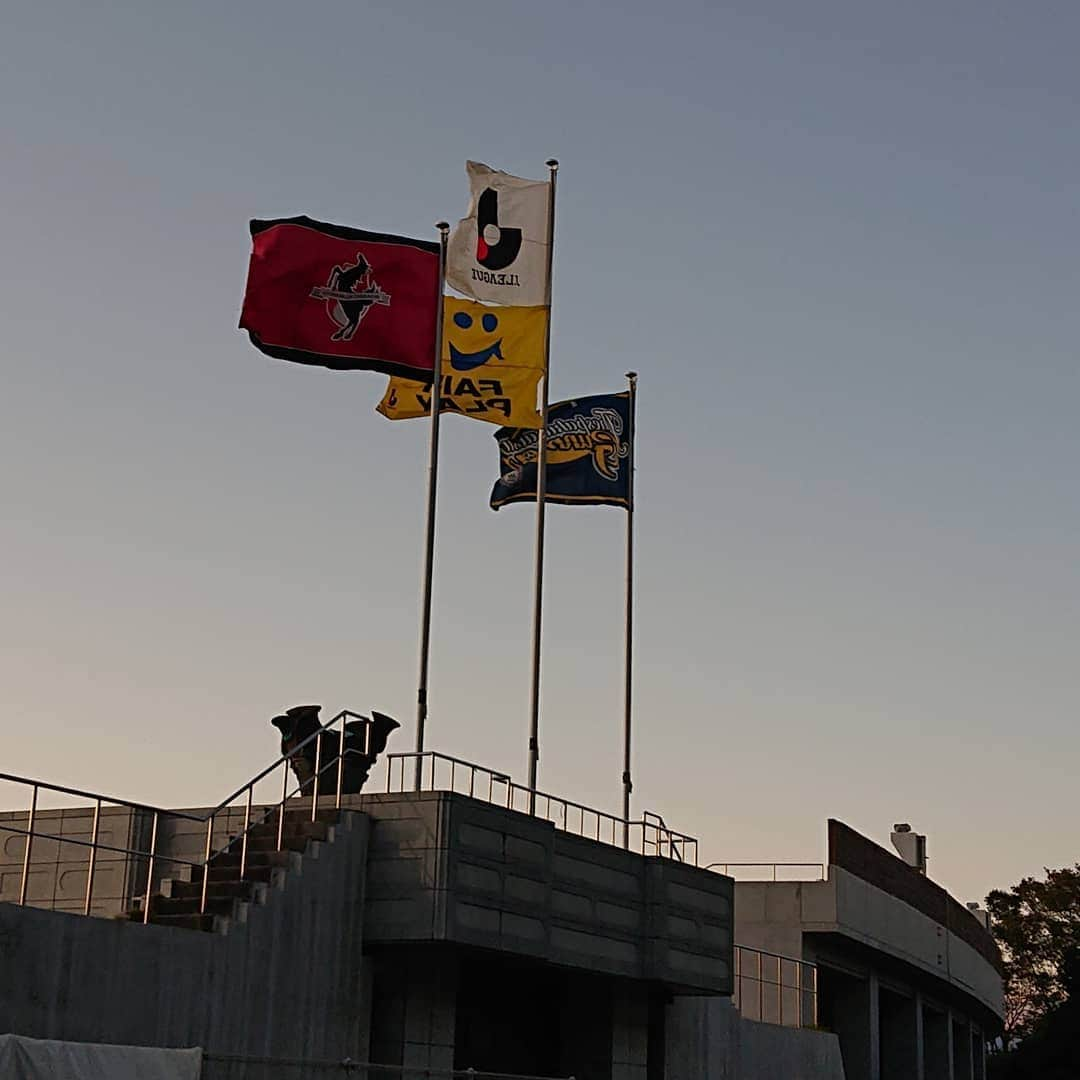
[626, 370, 638, 380]
[436, 221, 449, 232]
[546, 159, 559, 170]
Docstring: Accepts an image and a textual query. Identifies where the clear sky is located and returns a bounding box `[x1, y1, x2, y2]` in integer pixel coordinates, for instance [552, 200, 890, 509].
[2, 1, 1077, 907]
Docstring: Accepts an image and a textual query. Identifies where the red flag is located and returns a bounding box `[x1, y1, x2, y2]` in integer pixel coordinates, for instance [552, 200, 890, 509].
[239, 216, 440, 379]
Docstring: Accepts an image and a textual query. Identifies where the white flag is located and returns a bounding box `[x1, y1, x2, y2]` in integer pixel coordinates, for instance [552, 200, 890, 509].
[447, 161, 550, 306]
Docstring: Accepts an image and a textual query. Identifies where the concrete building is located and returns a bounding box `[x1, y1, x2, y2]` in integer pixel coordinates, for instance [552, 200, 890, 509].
[730, 820, 1002, 1080]
[0, 728, 1002, 1079]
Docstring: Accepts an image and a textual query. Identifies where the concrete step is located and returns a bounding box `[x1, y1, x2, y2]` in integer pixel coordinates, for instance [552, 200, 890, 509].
[129, 910, 219, 932]
[143, 894, 239, 918]
[160, 877, 266, 904]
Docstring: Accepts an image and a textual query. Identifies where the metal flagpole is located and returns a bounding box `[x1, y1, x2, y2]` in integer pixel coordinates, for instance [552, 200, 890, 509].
[414, 221, 450, 790]
[622, 371, 638, 847]
[527, 159, 559, 809]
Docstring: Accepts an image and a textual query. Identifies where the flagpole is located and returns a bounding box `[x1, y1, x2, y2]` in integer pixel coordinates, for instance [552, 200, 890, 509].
[414, 221, 450, 790]
[527, 159, 559, 808]
[622, 371, 638, 847]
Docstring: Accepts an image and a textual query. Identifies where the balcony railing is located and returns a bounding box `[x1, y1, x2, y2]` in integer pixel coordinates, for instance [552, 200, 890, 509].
[704, 862, 826, 881]
[0, 709, 377, 920]
[732, 944, 818, 1027]
[385, 751, 699, 864]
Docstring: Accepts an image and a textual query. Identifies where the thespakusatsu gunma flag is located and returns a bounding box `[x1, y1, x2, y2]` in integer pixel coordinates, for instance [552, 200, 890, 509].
[490, 391, 632, 510]
[239, 216, 440, 379]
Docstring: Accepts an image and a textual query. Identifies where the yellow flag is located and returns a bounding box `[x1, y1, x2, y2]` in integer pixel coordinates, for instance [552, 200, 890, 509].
[378, 298, 547, 428]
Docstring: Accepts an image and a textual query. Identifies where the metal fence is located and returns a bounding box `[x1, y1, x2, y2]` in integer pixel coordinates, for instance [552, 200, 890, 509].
[385, 750, 698, 864]
[731, 944, 818, 1027]
[0, 709, 378, 920]
[703, 862, 826, 882]
[200, 1057, 573, 1080]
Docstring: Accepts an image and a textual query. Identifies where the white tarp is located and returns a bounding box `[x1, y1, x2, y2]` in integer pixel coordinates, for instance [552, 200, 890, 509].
[0, 1034, 202, 1080]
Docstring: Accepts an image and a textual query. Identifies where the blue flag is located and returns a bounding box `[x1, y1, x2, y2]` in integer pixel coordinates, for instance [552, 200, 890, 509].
[490, 391, 632, 510]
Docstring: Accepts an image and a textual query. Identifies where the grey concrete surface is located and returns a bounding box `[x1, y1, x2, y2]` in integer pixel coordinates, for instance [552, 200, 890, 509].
[358, 790, 733, 994]
[735, 868, 1002, 1019]
[665, 996, 846, 1080]
[0, 811, 371, 1058]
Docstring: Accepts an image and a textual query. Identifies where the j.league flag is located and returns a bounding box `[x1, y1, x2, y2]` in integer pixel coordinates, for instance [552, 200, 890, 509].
[490, 391, 632, 510]
[378, 298, 547, 428]
[447, 162, 550, 307]
[239, 216, 440, 379]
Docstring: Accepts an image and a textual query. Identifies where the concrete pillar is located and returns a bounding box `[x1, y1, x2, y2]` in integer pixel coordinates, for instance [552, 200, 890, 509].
[880, 989, 923, 1080]
[951, 1016, 972, 1080]
[971, 1027, 985, 1080]
[370, 950, 457, 1073]
[612, 984, 649, 1080]
[828, 972, 879, 1080]
[923, 1005, 953, 1080]
[402, 961, 457, 1073]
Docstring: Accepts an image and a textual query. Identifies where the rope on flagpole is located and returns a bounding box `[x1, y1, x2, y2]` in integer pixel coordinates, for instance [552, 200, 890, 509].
[527, 159, 559, 810]
[414, 221, 450, 790]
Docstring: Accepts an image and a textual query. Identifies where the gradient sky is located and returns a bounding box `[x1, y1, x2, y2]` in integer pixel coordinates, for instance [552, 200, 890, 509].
[2, 1, 1077, 907]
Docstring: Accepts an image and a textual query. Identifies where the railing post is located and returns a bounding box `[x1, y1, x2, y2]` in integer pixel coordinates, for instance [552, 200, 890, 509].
[311, 731, 323, 823]
[200, 814, 214, 914]
[19, 784, 38, 906]
[336, 718, 346, 811]
[240, 787, 253, 880]
[83, 798, 101, 915]
[277, 759, 288, 851]
[758, 951, 764, 1021]
[143, 811, 159, 925]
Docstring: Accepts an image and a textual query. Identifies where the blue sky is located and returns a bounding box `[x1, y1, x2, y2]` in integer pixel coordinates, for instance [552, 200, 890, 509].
[1, 1, 1077, 904]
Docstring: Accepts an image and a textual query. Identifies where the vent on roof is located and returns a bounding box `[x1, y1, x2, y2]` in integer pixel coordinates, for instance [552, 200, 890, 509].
[890, 823, 928, 874]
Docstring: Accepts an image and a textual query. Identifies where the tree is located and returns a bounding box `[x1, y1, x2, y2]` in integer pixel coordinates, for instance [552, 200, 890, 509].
[985, 865, 1080, 1047]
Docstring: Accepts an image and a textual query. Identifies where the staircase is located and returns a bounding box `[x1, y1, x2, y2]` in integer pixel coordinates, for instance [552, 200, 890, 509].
[128, 804, 342, 932]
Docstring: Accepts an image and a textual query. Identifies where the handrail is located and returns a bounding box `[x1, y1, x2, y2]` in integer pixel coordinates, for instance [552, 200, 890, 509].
[705, 862, 826, 881]
[1, 706, 381, 921]
[209, 708, 367, 814]
[733, 942, 818, 1028]
[0, 772, 205, 822]
[386, 750, 699, 864]
[201, 1054, 573, 1079]
[0, 708, 363, 826]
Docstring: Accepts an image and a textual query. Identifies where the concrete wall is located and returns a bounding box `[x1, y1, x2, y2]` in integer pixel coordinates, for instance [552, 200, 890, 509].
[665, 996, 845, 1080]
[0, 811, 371, 1058]
[360, 791, 733, 994]
[734, 868, 1002, 1020]
[0, 806, 145, 916]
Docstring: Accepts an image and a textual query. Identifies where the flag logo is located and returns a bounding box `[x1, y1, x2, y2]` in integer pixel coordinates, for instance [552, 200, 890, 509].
[447, 162, 550, 305]
[476, 188, 522, 271]
[378, 298, 547, 428]
[498, 408, 628, 486]
[490, 392, 633, 510]
[239, 217, 439, 378]
[309, 253, 392, 342]
[449, 308, 503, 371]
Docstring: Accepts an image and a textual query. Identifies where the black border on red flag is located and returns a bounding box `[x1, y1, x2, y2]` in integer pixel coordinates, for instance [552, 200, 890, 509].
[240, 215, 441, 379]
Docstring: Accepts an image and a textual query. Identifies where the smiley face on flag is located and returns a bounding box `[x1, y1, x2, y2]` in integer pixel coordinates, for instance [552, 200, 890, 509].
[377, 298, 547, 429]
[449, 308, 504, 371]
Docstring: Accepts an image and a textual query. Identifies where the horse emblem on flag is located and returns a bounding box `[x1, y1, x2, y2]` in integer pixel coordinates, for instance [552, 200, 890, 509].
[309, 253, 391, 342]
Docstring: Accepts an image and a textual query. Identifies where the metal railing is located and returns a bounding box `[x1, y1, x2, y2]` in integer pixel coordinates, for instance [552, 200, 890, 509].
[201, 1057, 573, 1080]
[705, 862, 826, 881]
[0, 708, 377, 922]
[386, 751, 699, 864]
[732, 944, 818, 1028]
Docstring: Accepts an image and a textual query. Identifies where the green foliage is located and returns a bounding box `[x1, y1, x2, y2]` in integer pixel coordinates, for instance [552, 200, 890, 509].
[985, 865, 1080, 1046]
